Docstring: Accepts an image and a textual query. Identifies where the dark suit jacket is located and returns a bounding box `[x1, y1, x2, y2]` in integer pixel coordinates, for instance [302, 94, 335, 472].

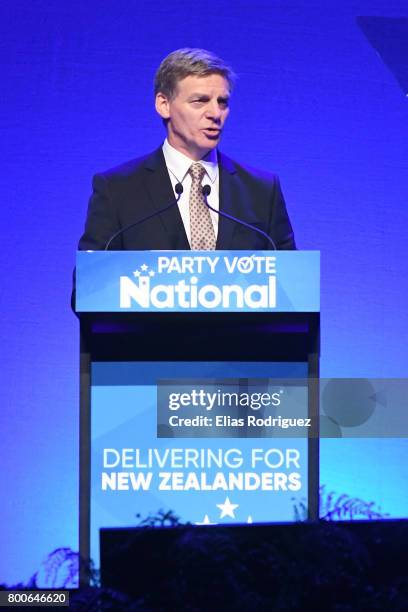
[78, 147, 296, 251]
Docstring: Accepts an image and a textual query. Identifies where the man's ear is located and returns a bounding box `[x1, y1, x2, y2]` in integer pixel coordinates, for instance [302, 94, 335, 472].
[155, 92, 170, 119]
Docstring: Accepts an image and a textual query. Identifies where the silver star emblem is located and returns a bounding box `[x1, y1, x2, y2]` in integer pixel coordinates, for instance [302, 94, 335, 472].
[195, 514, 215, 525]
[216, 496, 239, 519]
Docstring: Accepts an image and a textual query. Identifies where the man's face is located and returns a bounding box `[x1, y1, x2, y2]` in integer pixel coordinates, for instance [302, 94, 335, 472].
[155, 73, 230, 161]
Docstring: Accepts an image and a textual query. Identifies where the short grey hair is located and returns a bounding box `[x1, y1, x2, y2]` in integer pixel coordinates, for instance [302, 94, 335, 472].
[154, 48, 236, 99]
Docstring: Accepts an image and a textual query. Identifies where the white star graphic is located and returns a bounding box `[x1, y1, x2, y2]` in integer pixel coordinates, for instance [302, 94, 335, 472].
[133, 270, 141, 277]
[195, 514, 215, 525]
[247, 515, 253, 524]
[149, 270, 155, 277]
[140, 264, 148, 271]
[216, 496, 239, 519]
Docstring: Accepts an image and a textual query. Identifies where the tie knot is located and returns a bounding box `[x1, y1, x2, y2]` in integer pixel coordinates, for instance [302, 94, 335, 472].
[189, 162, 206, 182]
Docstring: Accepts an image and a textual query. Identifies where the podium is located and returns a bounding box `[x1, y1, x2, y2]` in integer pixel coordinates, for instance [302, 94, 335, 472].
[76, 250, 320, 578]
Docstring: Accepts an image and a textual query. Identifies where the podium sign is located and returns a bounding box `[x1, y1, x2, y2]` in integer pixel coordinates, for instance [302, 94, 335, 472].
[77, 251, 320, 579]
[76, 250, 319, 313]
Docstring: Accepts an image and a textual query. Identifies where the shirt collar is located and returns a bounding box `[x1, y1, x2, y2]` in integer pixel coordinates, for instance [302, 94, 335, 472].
[162, 139, 218, 184]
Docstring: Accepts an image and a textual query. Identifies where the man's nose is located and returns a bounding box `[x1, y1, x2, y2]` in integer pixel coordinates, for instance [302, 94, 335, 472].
[206, 101, 222, 122]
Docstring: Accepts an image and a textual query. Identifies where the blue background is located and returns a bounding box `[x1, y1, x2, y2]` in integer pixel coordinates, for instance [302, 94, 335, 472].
[1, 0, 407, 585]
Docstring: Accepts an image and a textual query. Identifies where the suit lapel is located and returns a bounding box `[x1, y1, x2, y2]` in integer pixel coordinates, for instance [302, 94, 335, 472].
[143, 148, 190, 250]
[142, 148, 240, 251]
[216, 152, 238, 249]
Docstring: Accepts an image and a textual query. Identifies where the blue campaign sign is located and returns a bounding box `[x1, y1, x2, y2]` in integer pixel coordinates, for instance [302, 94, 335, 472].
[76, 250, 320, 313]
[90, 361, 309, 567]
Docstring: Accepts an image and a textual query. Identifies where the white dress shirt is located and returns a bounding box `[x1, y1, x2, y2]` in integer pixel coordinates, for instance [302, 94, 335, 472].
[162, 139, 220, 245]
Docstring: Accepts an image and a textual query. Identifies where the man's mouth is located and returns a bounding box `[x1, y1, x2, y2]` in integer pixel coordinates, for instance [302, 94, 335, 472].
[202, 128, 221, 138]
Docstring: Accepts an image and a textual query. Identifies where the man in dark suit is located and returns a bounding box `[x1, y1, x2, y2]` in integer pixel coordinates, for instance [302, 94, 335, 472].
[78, 48, 295, 252]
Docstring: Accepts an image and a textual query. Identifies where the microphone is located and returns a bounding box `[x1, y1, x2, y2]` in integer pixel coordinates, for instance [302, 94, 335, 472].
[104, 183, 184, 250]
[201, 185, 277, 249]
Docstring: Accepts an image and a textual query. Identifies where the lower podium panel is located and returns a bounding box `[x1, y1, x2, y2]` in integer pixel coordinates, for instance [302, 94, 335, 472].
[90, 360, 311, 568]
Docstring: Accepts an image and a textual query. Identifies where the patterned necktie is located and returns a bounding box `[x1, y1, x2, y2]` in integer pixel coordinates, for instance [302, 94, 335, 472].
[188, 162, 216, 250]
